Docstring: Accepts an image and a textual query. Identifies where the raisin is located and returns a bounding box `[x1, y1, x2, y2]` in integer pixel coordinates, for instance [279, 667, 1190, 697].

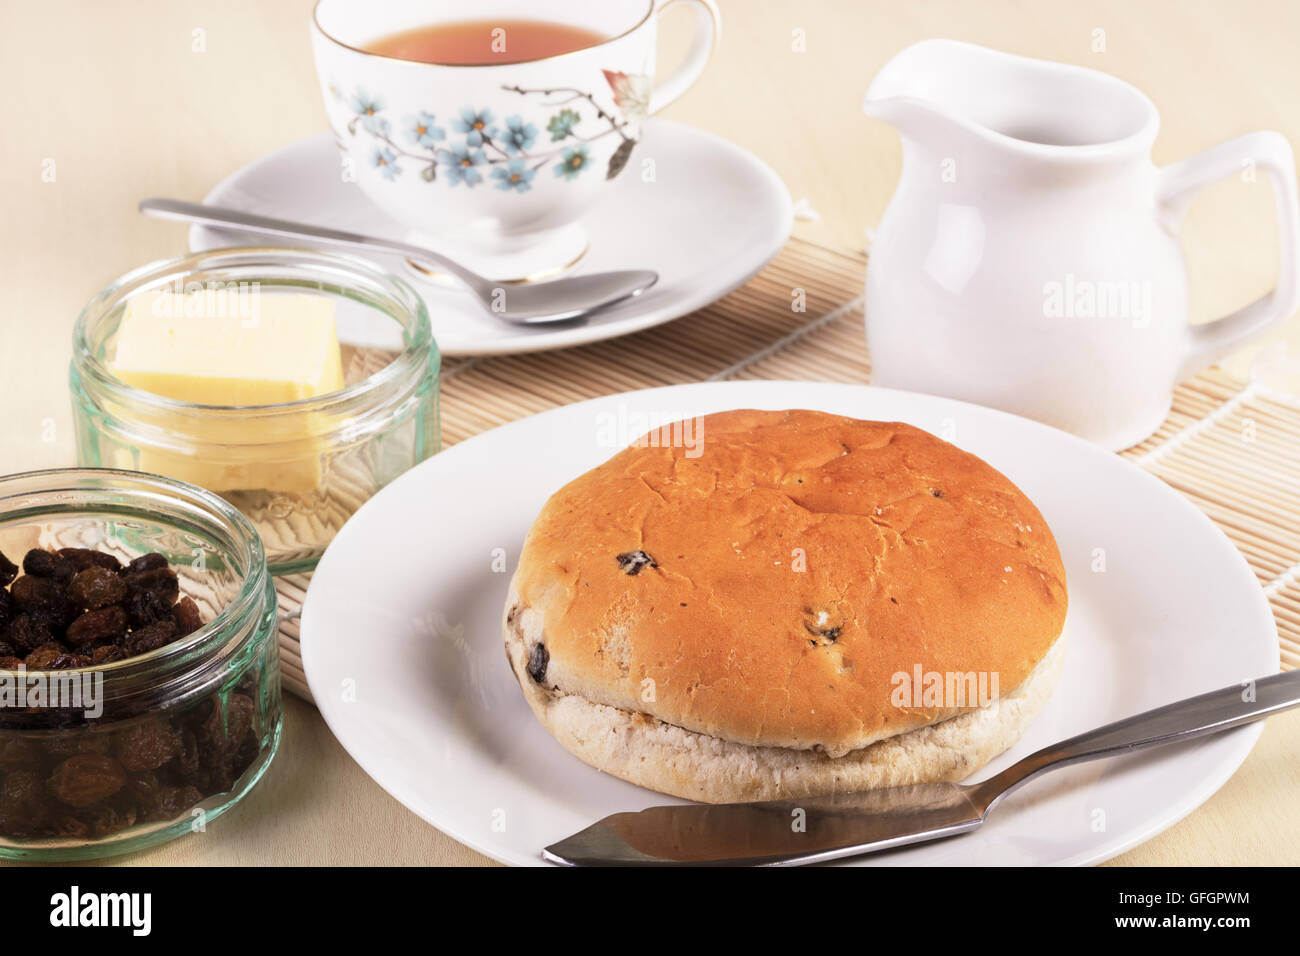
[929, 487, 943, 498]
[126, 771, 161, 804]
[44, 733, 113, 758]
[78, 795, 138, 837]
[616, 550, 657, 575]
[22, 642, 65, 670]
[46, 816, 90, 839]
[31, 605, 78, 637]
[90, 644, 127, 666]
[57, 548, 122, 573]
[0, 770, 50, 834]
[130, 565, 178, 594]
[149, 784, 203, 821]
[170, 597, 204, 638]
[66, 606, 128, 648]
[10, 575, 74, 626]
[0, 657, 23, 671]
[526, 642, 549, 683]
[5, 614, 52, 654]
[0, 808, 41, 838]
[182, 696, 214, 728]
[0, 768, 47, 814]
[48, 754, 126, 808]
[122, 553, 168, 576]
[800, 621, 842, 642]
[173, 730, 202, 784]
[168, 784, 203, 812]
[0, 739, 41, 772]
[125, 568, 179, 627]
[131, 772, 204, 822]
[205, 760, 237, 794]
[47, 652, 90, 671]
[126, 585, 173, 626]
[22, 549, 72, 580]
[200, 693, 254, 763]
[68, 567, 128, 611]
[232, 728, 260, 775]
[123, 619, 176, 658]
[0, 549, 17, 588]
[0, 590, 13, 632]
[115, 720, 181, 772]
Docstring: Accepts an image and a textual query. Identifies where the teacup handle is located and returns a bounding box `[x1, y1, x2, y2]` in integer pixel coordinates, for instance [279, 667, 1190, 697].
[648, 0, 720, 114]
[1158, 131, 1300, 380]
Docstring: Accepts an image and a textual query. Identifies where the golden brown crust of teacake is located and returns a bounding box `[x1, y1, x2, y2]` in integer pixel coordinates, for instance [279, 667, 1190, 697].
[509, 409, 1067, 757]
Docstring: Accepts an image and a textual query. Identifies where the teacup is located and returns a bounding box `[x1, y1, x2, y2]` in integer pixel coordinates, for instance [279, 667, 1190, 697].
[311, 0, 719, 280]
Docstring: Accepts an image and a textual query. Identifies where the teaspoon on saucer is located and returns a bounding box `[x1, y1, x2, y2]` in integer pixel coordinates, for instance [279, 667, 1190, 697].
[139, 198, 658, 325]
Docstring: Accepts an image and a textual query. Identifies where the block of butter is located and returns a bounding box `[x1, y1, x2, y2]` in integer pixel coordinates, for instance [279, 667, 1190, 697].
[108, 290, 345, 494]
[112, 290, 344, 404]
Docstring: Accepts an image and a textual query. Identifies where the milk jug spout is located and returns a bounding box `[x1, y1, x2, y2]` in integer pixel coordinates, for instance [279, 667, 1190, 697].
[863, 38, 1159, 160]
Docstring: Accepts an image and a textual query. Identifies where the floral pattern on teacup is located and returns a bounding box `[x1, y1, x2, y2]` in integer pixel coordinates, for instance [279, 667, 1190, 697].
[330, 73, 643, 190]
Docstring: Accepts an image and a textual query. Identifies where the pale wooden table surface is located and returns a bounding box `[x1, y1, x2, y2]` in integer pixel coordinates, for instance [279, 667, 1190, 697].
[1, 0, 1296, 865]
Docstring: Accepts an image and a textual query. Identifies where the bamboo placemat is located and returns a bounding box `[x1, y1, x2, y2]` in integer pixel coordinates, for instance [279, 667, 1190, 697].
[273, 237, 1300, 701]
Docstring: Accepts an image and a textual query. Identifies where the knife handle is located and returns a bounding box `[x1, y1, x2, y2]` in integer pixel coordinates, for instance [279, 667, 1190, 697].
[976, 670, 1300, 810]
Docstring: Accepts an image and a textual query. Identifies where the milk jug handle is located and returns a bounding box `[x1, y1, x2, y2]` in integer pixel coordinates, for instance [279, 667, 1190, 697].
[1158, 131, 1300, 380]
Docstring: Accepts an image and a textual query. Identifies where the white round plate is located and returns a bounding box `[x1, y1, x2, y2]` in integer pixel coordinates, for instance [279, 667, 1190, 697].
[301, 382, 1278, 867]
[191, 121, 792, 356]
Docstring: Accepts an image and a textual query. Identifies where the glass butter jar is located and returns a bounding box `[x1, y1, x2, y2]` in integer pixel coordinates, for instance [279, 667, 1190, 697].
[0, 468, 280, 861]
[71, 247, 440, 574]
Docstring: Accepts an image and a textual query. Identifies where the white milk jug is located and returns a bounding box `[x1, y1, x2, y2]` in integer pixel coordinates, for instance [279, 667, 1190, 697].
[863, 39, 1300, 449]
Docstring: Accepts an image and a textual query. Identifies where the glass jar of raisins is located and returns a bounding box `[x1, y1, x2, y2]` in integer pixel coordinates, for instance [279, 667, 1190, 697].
[0, 468, 281, 860]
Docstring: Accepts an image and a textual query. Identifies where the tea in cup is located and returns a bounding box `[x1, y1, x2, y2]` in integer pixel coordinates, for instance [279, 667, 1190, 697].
[311, 0, 720, 280]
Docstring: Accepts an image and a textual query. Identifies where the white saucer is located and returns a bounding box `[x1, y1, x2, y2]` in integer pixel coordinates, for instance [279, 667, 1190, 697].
[191, 121, 793, 356]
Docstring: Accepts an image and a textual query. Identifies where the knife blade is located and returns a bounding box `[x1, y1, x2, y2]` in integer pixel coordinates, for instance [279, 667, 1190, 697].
[542, 782, 986, 866]
[543, 670, 1300, 866]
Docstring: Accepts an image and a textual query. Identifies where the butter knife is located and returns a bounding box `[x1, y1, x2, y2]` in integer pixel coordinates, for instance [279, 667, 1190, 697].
[543, 670, 1300, 866]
